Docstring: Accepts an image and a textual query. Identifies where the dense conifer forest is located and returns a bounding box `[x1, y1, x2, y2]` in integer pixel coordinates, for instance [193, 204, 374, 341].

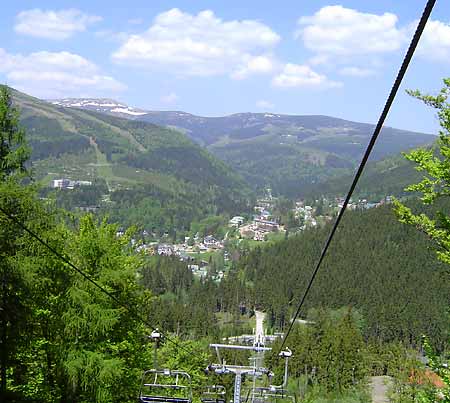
[238, 202, 449, 347]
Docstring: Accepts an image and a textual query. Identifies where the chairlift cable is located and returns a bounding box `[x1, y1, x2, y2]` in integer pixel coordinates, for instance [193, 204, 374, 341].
[271, 0, 437, 366]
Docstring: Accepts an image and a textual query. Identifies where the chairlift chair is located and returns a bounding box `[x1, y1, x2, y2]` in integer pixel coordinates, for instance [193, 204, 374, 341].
[247, 387, 296, 403]
[139, 369, 193, 403]
[199, 385, 226, 403]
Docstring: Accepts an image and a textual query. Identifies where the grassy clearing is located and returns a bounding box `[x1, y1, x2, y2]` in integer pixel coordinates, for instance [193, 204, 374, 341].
[111, 164, 184, 192]
[187, 250, 220, 261]
[92, 140, 115, 184]
[33, 149, 97, 185]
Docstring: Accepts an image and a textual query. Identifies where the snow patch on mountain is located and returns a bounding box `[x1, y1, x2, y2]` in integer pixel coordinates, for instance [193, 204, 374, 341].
[110, 107, 147, 116]
[48, 98, 147, 117]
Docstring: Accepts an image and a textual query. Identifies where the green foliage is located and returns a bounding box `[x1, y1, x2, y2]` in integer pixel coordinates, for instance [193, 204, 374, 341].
[144, 271, 220, 338]
[190, 215, 228, 239]
[0, 85, 30, 180]
[393, 78, 450, 402]
[6, 213, 155, 403]
[0, 181, 40, 399]
[271, 309, 367, 393]
[57, 216, 150, 403]
[394, 79, 450, 267]
[141, 256, 193, 296]
[105, 184, 246, 235]
[300, 384, 369, 403]
[0, 85, 35, 399]
[157, 339, 210, 391]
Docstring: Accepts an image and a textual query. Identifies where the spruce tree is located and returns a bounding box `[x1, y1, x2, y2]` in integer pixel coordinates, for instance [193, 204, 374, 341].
[393, 78, 450, 402]
[0, 85, 32, 399]
[0, 85, 30, 180]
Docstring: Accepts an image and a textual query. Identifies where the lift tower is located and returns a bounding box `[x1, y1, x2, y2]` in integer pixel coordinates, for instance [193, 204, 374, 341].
[208, 343, 271, 403]
[208, 344, 292, 403]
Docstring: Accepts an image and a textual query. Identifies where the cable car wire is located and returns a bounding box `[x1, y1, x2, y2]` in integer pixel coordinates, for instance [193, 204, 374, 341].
[0, 203, 192, 354]
[271, 0, 437, 364]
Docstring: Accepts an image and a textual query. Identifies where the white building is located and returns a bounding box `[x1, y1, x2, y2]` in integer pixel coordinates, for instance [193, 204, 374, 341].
[51, 178, 71, 189]
[157, 244, 174, 256]
[51, 179, 92, 189]
[229, 216, 245, 227]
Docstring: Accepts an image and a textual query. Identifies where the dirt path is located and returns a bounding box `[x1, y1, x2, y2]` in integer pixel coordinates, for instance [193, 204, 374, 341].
[371, 376, 392, 403]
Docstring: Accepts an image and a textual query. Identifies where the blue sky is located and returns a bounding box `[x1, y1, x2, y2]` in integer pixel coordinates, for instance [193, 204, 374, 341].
[1, 1, 450, 133]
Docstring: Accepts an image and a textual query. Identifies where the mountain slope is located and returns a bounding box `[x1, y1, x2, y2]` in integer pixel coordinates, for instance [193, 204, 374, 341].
[310, 152, 425, 200]
[137, 112, 435, 197]
[239, 202, 449, 345]
[13, 89, 253, 230]
[51, 98, 435, 197]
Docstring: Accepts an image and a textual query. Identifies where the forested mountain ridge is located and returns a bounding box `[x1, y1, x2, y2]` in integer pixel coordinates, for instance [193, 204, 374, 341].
[237, 202, 450, 348]
[51, 97, 436, 197]
[306, 152, 425, 200]
[12, 88, 254, 231]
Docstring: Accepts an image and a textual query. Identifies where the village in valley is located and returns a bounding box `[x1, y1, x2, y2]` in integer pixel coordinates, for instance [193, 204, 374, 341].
[119, 188, 393, 282]
[49, 179, 393, 282]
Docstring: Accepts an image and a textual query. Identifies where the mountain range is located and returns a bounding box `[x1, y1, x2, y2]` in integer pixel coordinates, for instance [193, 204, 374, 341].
[12, 88, 252, 231]
[50, 98, 436, 197]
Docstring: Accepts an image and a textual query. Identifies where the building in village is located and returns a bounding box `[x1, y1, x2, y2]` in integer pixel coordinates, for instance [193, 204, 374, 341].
[253, 218, 279, 232]
[51, 179, 92, 189]
[229, 216, 245, 227]
[203, 235, 222, 249]
[157, 244, 174, 256]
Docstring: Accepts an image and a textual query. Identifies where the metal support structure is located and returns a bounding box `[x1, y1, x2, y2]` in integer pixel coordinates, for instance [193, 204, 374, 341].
[210, 344, 271, 352]
[150, 329, 162, 369]
[234, 372, 242, 403]
[208, 343, 274, 403]
[208, 312, 293, 403]
[275, 348, 292, 389]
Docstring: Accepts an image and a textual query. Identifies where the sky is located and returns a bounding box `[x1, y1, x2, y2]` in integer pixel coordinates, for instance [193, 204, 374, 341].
[1, 1, 450, 133]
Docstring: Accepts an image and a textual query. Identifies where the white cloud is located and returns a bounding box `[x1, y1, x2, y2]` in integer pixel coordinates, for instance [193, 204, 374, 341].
[297, 6, 406, 58]
[231, 55, 276, 79]
[298, 7, 450, 70]
[161, 92, 179, 104]
[272, 63, 342, 89]
[112, 8, 280, 78]
[0, 49, 125, 98]
[256, 100, 274, 109]
[15, 8, 102, 40]
[416, 19, 450, 63]
[339, 66, 376, 77]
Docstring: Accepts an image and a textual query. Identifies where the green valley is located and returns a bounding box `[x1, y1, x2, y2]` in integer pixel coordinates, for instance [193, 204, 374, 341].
[12, 88, 254, 232]
[52, 99, 436, 198]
